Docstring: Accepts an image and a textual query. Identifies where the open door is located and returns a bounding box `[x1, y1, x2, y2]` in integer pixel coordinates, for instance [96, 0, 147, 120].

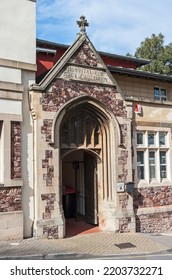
[84, 152, 98, 225]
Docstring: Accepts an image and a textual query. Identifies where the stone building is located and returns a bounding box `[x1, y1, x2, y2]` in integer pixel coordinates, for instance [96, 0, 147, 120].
[1, 8, 172, 240]
[0, 0, 36, 240]
[30, 16, 172, 238]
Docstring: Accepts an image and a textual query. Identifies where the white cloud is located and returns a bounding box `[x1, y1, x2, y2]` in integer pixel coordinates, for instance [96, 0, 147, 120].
[36, 0, 172, 55]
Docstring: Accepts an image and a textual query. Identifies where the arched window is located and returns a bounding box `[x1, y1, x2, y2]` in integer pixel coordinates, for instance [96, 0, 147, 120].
[60, 110, 101, 148]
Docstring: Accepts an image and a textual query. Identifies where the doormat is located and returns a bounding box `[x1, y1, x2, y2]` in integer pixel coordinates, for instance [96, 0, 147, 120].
[115, 242, 136, 249]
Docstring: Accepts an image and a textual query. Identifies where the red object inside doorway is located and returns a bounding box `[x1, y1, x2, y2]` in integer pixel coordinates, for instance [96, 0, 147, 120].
[64, 186, 76, 194]
[65, 218, 101, 237]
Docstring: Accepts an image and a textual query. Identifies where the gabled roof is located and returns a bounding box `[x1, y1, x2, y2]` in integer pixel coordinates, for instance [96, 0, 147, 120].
[32, 33, 117, 91]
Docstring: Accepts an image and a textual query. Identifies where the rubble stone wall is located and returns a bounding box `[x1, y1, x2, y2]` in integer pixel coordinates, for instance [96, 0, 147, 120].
[134, 186, 172, 208]
[0, 187, 22, 212]
[69, 42, 99, 67]
[119, 217, 131, 233]
[11, 122, 21, 179]
[41, 79, 126, 118]
[42, 150, 54, 187]
[134, 186, 172, 232]
[41, 119, 53, 142]
[43, 225, 58, 239]
[41, 193, 56, 220]
[136, 212, 172, 233]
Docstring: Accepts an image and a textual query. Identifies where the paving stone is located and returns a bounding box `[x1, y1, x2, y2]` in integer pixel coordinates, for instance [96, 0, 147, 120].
[0, 232, 170, 259]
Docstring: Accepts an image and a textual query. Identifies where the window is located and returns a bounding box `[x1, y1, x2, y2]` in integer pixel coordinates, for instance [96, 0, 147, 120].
[154, 87, 167, 101]
[136, 131, 169, 183]
[61, 111, 101, 147]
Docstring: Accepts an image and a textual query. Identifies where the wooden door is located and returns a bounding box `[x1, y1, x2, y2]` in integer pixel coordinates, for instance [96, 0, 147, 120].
[84, 152, 98, 225]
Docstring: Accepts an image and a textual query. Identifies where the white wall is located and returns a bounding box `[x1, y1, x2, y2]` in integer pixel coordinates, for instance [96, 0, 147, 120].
[0, 0, 36, 64]
[0, 0, 36, 239]
[0, 99, 22, 114]
[0, 67, 21, 84]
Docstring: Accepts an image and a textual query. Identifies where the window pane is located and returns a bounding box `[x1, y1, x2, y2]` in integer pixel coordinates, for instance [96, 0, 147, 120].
[161, 89, 167, 101]
[94, 124, 100, 145]
[77, 114, 84, 144]
[154, 87, 160, 100]
[160, 151, 167, 178]
[69, 116, 76, 143]
[160, 151, 166, 164]
[161, 89, 166, 97]
[150, 166, 156, 179]
[148, 133, 155, 145]
[137, 166, 144, 180]
[149, 151, 155, 164]
[86, 117, 92, 145]
[137, 151, 144, 179]
[149, 151, 156, 179]
[159, 132, 166, 146]
[160, 165, 166, 178]
[137, 132, 143, 145]
[137, 151, 144, 164]
[61, 122, 69, 144]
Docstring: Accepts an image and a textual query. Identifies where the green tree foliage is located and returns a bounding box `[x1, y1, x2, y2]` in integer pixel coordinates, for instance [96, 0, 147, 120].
[133, 33, 172, 75]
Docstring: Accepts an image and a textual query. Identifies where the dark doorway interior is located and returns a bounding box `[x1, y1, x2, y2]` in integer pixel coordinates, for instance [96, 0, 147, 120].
[62, 150, 99, 236]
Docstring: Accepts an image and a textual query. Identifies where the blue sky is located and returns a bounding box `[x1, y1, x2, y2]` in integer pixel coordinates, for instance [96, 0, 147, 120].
[36, 0, 172, 56]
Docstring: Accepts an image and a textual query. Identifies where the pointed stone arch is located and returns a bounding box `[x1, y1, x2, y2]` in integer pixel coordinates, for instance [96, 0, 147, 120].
[51, 95, 122, 148]
[50, 95, 122, 234]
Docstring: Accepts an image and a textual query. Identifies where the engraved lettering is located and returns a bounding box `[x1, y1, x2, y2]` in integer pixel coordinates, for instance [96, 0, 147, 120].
[61, 66, 111, 84]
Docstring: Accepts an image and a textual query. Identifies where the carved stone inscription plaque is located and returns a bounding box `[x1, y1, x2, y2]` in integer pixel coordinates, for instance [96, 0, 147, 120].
[60, 65, 113, 85]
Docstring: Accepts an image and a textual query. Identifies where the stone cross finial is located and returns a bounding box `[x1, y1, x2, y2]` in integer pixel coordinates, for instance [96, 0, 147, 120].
[77, 15, 89, 34]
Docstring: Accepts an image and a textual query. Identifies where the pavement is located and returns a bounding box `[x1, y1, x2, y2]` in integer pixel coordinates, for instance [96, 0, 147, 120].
[0, 231, 172, 259]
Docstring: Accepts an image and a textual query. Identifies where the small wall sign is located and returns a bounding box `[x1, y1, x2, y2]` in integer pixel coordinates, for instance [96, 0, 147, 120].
[117, 182, 125, 192]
